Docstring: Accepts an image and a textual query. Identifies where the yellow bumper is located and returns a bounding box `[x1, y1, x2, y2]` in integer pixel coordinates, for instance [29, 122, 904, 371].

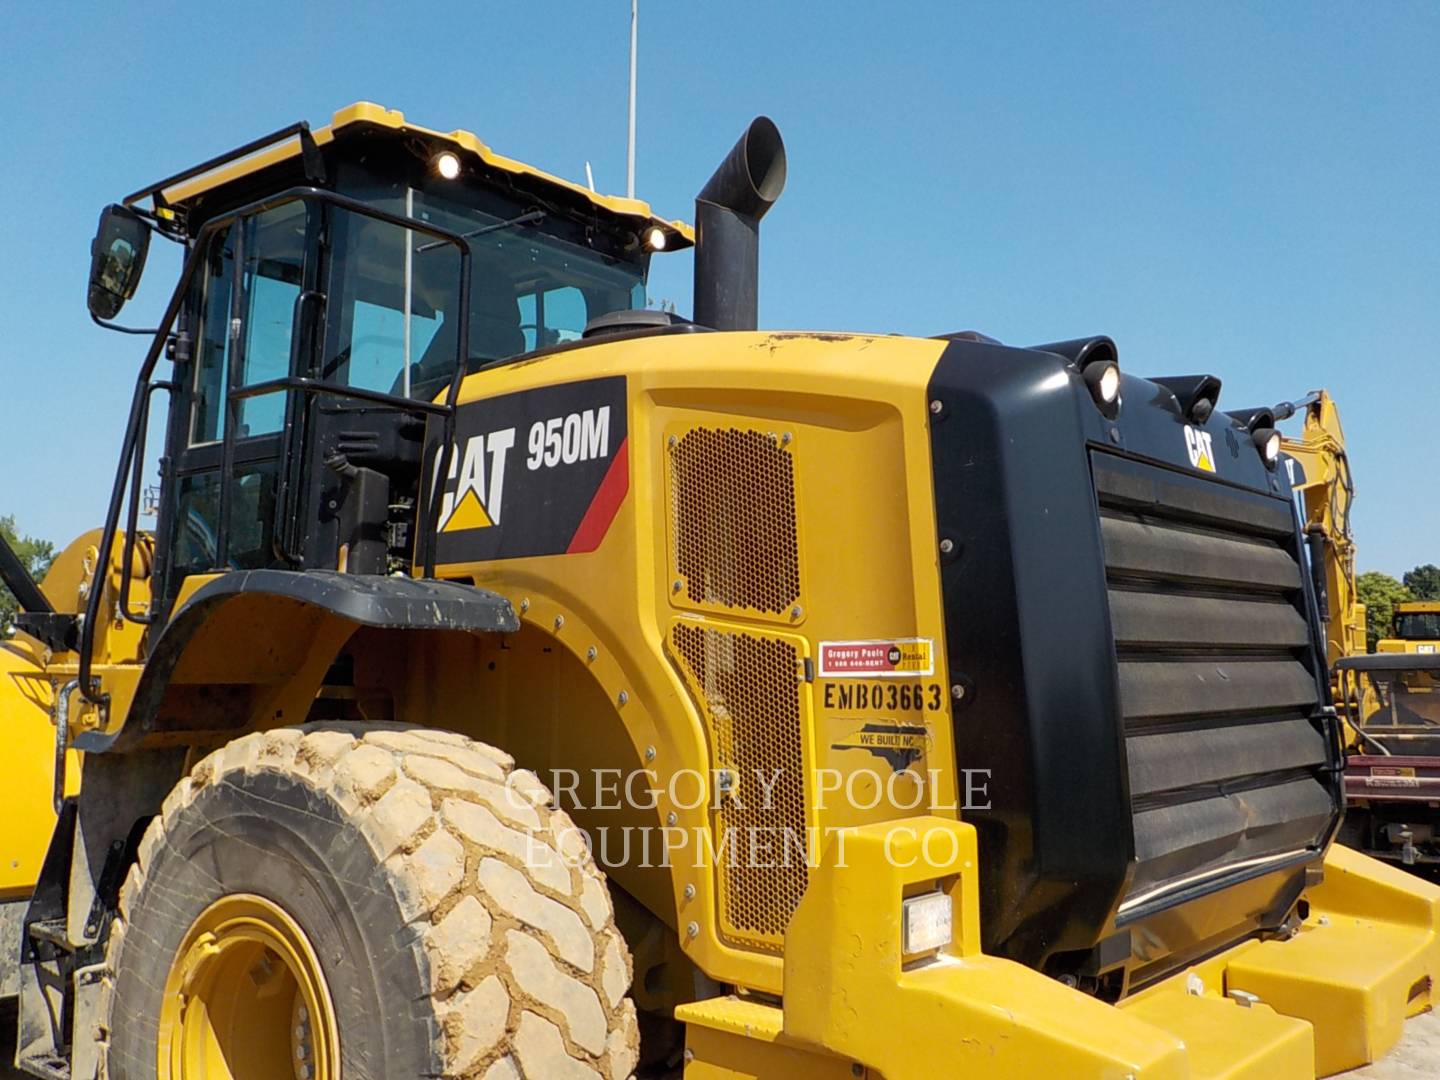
[680, 819, 1440, 1079]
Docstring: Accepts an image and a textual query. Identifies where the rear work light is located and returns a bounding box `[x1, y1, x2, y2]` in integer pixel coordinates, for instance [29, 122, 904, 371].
[902, 891, 953, 956]
[1085, 360, 1121, 406]
[1253, 426, 1281, 467]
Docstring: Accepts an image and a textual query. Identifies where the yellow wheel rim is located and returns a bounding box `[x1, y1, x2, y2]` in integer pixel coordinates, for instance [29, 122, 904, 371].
[158, 893, 339, 1080]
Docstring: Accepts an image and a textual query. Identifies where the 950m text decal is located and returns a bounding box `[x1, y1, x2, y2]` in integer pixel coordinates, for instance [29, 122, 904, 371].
[431, 376, 628, 562]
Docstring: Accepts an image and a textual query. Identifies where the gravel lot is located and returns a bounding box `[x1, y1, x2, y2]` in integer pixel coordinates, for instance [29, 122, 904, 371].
[0, 995, 1434, 1076]
[1347, 1007, 1440, 1077]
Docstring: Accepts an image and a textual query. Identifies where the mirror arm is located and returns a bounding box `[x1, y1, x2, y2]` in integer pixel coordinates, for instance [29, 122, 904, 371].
[90, 311, 165, 336]
[124, 205, 187, 243]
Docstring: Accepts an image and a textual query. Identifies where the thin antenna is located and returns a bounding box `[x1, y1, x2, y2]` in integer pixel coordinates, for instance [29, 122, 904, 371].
[627, 0, 638, 197]
[585, 161, 596, 192]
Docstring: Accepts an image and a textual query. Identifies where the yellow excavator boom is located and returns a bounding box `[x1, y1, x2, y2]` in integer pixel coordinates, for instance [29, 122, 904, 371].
[1280, 390, 1366, 679]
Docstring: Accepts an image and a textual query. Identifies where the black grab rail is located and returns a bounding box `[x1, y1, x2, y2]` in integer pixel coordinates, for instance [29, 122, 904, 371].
[80, 185, 474, 710]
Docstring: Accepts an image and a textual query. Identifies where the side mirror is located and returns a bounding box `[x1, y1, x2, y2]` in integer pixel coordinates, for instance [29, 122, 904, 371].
[88, 204, 151, 320]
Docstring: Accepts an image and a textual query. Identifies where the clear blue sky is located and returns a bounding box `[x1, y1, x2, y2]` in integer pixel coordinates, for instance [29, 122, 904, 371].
[1, 2, 1436, 575]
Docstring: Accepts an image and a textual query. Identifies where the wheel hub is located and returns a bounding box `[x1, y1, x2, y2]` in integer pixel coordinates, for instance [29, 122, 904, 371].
[158, 893, 338, 1080]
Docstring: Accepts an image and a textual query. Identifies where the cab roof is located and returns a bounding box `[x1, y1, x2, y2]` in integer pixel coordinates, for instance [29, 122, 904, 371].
[125, 101, 694, 244]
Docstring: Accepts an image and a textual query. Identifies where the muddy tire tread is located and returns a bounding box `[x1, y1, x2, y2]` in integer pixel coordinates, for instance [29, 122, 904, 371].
[96, 722, 639, 1079]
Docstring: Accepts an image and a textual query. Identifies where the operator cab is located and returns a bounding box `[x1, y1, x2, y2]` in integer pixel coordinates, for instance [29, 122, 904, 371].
[89, 104, 691, 620]
[1382, 601, 1440, 654]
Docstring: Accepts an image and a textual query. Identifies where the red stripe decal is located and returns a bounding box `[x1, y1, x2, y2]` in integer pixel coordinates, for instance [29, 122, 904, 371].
[567, 437, 630, 554]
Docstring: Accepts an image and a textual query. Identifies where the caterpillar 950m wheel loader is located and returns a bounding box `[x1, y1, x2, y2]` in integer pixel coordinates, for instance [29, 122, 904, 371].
[1, 103, 1437, 1080]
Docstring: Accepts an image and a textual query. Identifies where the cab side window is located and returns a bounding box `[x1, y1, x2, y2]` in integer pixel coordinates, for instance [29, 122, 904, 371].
[188, 203, 306, 445]
[321, 209, 460, 402]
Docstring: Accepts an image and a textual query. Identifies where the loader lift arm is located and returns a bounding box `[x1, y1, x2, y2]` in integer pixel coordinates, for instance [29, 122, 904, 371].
[0, 529, 80, 652]
[0, 530, 51, 616]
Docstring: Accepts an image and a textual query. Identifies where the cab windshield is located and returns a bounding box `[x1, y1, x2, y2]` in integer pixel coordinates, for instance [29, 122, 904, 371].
[1395, 612, 1440, 640]
[321, 188, 648, 403]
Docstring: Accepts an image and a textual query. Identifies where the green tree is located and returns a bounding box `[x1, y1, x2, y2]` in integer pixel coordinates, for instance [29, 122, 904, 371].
[1356, 571, 1413, 652]
[1403, 564, 1440, 600]
[0, 516, 56, 635]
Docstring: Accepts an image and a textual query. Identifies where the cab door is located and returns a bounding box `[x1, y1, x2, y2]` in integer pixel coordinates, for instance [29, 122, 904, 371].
[160, 196, 466, 604]
[166, 203, 309, 590]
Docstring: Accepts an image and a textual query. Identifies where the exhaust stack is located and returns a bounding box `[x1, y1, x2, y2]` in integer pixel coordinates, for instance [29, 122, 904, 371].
[693, 117, 787, 331]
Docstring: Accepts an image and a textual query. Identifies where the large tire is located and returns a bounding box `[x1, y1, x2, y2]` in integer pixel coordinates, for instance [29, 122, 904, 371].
[97, 723, 640, 1079]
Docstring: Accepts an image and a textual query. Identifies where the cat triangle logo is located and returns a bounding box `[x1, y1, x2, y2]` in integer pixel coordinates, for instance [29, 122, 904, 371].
[442, 488, 494, 532]
[435, 428, 516, 533]
[1184, 426, 1217, 473]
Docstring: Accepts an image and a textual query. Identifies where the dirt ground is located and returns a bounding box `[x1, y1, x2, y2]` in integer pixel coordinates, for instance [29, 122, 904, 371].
[1346, 1007, 1440, 1077]
[0, 996, 1434, 1077]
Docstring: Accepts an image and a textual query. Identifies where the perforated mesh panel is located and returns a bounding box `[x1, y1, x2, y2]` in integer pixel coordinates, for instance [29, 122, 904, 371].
[668, 428, 800, 615]
[671, 623, 809, 951]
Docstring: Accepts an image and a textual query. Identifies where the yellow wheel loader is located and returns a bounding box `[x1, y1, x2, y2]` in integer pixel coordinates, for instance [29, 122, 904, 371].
[1378, 601, 1440, 654]
[1, 103, 1438, 1079]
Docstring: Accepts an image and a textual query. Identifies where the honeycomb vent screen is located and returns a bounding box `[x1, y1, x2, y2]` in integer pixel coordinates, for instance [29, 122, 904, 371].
[671, 623, 809, 951]
[669, 428, 800, 615]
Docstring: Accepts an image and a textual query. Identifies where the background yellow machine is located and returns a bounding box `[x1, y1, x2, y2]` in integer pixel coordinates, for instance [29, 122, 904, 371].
[1, 104, 1438, 1079]
[1379, 601, 1440, 654]
[1277, 391, 1366, 687]
[1277, 394, 1440, 876]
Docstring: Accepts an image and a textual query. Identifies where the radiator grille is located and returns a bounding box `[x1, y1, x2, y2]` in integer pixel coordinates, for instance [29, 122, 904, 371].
[668, 427, 800, 615]
[1092, 453, 1334, 914]
[670, 623, 808, 951]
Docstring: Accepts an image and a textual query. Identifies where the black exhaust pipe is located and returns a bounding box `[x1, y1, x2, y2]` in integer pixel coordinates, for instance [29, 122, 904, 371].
[693, 117, 787, 331]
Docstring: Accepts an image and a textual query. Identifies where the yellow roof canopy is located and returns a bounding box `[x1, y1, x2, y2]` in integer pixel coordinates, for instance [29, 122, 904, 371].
[128, 101, 693, 245]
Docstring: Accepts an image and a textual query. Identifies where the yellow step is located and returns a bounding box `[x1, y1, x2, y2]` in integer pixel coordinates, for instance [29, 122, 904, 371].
[1229, 917, 1435, 1075]
[678, 996, 858, 1079]
[1121, 988, 1314, 1080]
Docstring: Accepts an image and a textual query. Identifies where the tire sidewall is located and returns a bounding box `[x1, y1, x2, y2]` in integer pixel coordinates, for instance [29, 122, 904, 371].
[104, 765, 440, 1079]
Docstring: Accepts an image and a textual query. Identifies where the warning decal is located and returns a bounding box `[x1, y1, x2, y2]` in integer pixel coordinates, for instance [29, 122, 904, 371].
[818, 638, 934, 678]
[1365, 764, 1420, 789]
